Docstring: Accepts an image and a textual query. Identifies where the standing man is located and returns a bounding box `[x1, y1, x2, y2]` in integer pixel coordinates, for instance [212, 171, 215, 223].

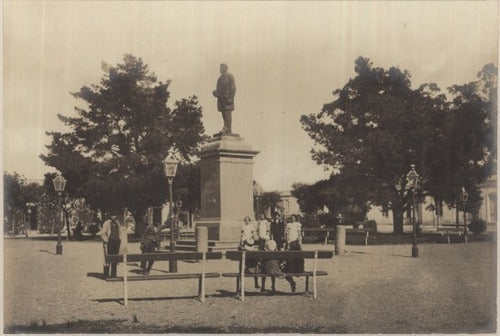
[213, 63, 236, 135]
[270, 212, 285, 251]
[140, 221, 169, 275]
[100, 211, 122, 278]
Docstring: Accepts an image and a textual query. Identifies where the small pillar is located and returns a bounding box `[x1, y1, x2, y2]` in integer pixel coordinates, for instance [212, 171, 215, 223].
[196, 226, 208, 252]
[335, 225, 346, 255]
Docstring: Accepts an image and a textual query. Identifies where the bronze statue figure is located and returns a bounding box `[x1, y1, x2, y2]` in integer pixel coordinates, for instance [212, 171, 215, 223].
[213, 63, 236, 135]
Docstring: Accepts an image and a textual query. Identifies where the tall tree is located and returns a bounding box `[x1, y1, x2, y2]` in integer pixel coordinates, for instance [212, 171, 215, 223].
[4, 172, 47, 234]
[41, 55, 207, 235]
[443, 63, 497, 218]
[259, 191, 282, 216]
[301, 57, 448, 233]
[292, 172, 371, 223]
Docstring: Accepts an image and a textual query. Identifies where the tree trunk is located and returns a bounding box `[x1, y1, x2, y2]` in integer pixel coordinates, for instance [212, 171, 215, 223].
[392, 205, 404, 234]
[65, 210, 71, 241]
[455, 207, 459, 229]
[133, 207, 146, 238]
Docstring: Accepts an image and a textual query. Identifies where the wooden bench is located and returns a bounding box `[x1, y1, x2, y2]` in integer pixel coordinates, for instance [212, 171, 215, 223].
[347, 228, 372, 246]
[437, 225, 468, 244]
[105, 251, 222, 305]
[222, 250, 333, 301]
[302, 228, 336, 244]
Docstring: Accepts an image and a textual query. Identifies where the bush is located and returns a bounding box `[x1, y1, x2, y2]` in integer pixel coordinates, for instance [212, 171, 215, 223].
[468, 219, 487, 235]
[299, 214, 321, 228]
[317, 213, 337, 227]
[364, 220, 377, 233]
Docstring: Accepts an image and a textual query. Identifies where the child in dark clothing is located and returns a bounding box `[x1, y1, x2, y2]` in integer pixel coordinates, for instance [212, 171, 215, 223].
[284, 240, 305, 293]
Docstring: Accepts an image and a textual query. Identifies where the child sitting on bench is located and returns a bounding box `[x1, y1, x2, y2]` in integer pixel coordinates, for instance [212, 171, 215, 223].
[261, 240, 284, 292]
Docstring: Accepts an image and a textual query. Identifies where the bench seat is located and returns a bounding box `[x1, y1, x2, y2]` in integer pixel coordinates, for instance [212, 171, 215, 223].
[103, 251, 222, 305]
[437, 227, 469, 244]
[224, 250, 333, 300]
[106, 272, 221, 282]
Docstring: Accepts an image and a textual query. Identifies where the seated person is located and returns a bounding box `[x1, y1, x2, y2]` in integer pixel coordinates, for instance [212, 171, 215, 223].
[240, 216, 260, 288]
[261, 240, 284, 292]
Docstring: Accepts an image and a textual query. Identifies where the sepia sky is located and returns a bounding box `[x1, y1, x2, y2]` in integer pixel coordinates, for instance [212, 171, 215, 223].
[3, 1, 498, 191]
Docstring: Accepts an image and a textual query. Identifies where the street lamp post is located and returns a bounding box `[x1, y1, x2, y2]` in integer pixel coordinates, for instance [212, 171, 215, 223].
[26, 202, 36, 235]
[52, 174, 67, 255]
[406, 164, 420, 258]
[163, 152, 179, 273]
[461, 186, 469, 243]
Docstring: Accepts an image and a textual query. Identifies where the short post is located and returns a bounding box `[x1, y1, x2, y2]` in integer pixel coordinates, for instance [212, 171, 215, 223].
[196, 226, 208, 252]
[123, 254, 128, 306]
[240, 251, 246, 301]
[313, 251, 318, 299]
[335, 225, 346, 255]
[200, 252, 206, 302]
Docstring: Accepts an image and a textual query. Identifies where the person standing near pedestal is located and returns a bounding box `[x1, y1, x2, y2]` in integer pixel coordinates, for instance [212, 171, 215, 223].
[270, 213, 285, 251]
[257, 214, 270, 250]
[213, 63, 236, 135]
[285, 215, 303, 251]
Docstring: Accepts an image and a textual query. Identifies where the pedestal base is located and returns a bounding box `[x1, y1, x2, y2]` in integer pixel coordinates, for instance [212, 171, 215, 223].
[197, 135, 258, 245]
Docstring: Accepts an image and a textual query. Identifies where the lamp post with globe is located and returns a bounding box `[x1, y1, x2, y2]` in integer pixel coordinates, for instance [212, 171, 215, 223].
[461, 186, 469, 242]
[406, 164, 420, 258]
[52, 174, 67, 255]
[163, 152, 179, 272]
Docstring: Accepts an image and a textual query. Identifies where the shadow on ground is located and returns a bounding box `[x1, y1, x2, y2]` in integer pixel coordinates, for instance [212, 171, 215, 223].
[37, 249, 57, 255]
[4, 319, 349, 334]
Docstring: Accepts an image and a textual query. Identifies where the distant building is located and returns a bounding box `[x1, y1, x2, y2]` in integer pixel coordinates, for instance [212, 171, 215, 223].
[276, 190, 301, 217]
[258, 189, 301, 218]
[367, 175, 497, 226]
[478, 175, 496, 224]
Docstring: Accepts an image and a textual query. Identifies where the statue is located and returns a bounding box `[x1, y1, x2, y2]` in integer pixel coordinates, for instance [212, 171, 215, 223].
[213, 63, 236, 135]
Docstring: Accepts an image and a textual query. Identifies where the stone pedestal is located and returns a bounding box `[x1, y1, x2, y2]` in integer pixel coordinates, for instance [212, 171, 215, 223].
[197, 135, 259, 243]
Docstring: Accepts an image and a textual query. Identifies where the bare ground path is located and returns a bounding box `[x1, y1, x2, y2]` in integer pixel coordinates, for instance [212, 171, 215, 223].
[3, 239, 496, 333]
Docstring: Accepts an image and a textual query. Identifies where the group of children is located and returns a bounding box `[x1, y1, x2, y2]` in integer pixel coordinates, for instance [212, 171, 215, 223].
[239, 213, 304, 293]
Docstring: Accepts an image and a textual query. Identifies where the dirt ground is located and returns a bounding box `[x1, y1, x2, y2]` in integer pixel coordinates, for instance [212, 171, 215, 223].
[3, 239, 497, 333]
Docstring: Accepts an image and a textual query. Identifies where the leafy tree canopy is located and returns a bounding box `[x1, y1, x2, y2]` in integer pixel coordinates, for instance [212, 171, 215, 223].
[41, 55, 207, 232]
[301, 57, 496, 233]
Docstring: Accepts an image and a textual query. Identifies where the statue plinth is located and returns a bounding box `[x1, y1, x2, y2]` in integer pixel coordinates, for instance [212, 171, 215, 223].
[197, 135, 259, 243]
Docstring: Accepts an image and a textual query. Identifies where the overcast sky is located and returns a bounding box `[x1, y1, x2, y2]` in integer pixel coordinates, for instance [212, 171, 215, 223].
[3, 1, 498, 191]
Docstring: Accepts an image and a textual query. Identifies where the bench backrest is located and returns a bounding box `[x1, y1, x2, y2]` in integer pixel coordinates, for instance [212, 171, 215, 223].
[225, 250, 333, 261]
[302, 228, 336, 232]
[106, 251, 223, 264]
